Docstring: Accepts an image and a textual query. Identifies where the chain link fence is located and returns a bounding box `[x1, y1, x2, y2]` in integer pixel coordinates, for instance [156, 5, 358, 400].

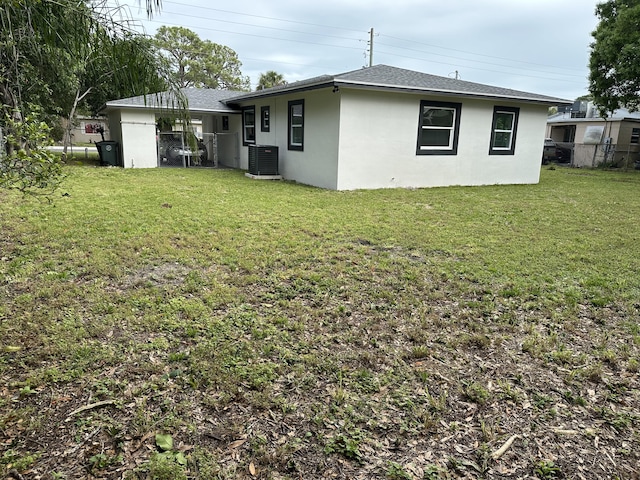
[203, 132, 240, 169]
[157, 132, 239, 168]
[570, 142, 640, 170]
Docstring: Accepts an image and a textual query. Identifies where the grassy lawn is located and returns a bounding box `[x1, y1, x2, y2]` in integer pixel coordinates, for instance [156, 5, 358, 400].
[1, 166, 639, 479]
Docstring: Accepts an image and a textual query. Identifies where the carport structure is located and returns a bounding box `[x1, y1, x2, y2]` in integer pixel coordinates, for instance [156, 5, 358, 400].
[103, 88, 242, 169]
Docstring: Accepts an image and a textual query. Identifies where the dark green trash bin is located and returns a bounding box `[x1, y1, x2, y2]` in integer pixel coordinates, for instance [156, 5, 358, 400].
[96, 141, 121, 167]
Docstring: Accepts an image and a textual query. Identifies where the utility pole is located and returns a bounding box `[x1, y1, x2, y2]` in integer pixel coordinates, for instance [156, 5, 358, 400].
[368, 28, 374, 67]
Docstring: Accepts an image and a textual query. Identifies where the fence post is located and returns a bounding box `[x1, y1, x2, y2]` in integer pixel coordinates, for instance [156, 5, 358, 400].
[625, 144, 631, 171]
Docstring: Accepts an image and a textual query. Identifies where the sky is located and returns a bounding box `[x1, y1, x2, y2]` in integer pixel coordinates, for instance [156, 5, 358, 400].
[110, 0, 603, 101]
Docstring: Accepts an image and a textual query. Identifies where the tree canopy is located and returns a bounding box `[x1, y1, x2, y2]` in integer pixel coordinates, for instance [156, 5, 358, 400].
[256, 71, 287, 91]
[154, 26, 250, 91]
[589, 0, 640, 116]
[0, 0, 177, 194]
[0, 0, 165, 119]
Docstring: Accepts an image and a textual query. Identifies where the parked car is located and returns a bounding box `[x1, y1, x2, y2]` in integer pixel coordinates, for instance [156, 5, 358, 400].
[543, 138, 571, 164]
[158, 132, 207, 166]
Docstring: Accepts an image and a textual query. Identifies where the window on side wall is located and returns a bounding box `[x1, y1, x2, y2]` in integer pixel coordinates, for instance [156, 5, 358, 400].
[288, 100, 304, 151]
[416, 100, 461, 155]
[631, 127, 640, 144]
[242, 106, 255, 145]
[489, 106, 519, 155]
[261, 106, 270, 132]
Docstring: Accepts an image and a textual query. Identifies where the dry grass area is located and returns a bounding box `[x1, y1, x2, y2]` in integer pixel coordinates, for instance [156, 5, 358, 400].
[1, 166, 639, 479]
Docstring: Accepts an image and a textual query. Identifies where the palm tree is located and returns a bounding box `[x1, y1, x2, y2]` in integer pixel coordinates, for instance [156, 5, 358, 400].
[256, 71, 287, 91]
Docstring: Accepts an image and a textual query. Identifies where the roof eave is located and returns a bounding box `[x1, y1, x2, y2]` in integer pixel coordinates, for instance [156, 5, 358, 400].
[224, 80, 336, 104]
[334, 79, 572, 106]
[225, 79, 571, 106]
[103, 102, 240, 114]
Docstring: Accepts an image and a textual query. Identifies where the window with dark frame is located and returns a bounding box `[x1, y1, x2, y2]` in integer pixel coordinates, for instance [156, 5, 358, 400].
[489, 106, 519, 155]
[242, 106, 255, 145]
[631, 127, 640, 144]
[222, 116, 229, 131]
[261, 106, 270, 132]
[288, 99, 304, 151]
[416, 100, 461, 155]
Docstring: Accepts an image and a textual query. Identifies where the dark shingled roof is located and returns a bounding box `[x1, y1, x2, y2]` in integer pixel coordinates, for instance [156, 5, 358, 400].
[104, 87, 242, 113]
[227, 64, 571, 105]
[104, 65, 571, 112]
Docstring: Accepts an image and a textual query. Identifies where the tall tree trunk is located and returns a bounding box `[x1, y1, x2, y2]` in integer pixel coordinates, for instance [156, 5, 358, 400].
[0, 82, 22, 156]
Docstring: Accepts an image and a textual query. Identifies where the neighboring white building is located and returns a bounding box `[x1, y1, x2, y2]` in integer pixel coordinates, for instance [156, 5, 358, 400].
[104, 65, 570, 189]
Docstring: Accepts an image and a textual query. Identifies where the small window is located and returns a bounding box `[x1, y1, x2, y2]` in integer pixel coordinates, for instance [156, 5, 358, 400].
[288, 99, 304, 151]
[222, 116, 229, 131]
[631, 127, 640, 144]
[242, 106, 255, 145]
[416, 100, 461, 155]
[261, 106, 270, 132]
[489, 106, 519, 155]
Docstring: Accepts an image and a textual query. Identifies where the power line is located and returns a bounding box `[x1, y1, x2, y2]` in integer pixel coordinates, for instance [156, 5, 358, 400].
[156, 1, 585, 78]
[375, 41, 586, 79]
[156, 6, 366, 43]
[162, 0, 365, 34]
[375, 49, 586, 85]
[379, 33, 586, 74]
[142, 18, 365, 52]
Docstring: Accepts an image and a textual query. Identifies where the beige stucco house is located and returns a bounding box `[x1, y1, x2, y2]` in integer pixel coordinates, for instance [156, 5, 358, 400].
[104, 64, 570, 190]
[546, 105, 640, 168]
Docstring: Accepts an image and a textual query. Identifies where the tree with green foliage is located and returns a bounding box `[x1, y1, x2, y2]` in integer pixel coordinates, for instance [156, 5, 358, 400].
[256, 70, 287, 91]
[1, 107, 64, 195]
[154, 26, 250, 91]
[589, 0, 640, 116]
[60, 33, 167, 157]
[0, 0, 180, 194]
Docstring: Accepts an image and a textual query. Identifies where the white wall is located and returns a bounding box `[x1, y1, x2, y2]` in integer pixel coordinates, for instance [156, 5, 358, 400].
[336, 89, 547, 190]
[224, 114, 243, 169]
[237, 90, 341, 189]
[119, 109, 158, 168]
[106, 111, 122, 144]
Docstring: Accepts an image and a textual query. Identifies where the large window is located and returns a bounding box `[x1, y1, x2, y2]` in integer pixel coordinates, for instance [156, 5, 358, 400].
[288, 99, 304, 151]
[261, 106, 270, 132]
[242, 106, 255, 145]
[489, 106, 519, 155]
[416, 100, 461, 155]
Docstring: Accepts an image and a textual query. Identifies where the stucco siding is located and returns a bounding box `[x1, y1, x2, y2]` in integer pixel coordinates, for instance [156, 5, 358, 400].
[106, 111, 122, 144]
[119, 109, 157, 168]
[253, 100, 278, 147]
[237, 90, 340, 189]
[335, 89, 546, 190]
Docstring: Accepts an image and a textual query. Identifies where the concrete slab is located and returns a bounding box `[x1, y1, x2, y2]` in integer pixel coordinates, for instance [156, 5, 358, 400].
[244, 173, 283, 181]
